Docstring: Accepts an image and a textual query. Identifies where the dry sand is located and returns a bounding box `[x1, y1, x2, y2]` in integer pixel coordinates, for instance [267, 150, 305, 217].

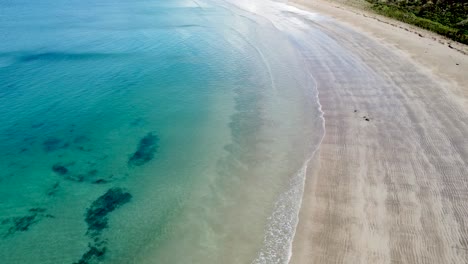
[287, 0, 468, 263]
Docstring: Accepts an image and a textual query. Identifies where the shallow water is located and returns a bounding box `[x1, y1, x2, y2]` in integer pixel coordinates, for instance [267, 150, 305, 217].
[0, 0, 323, 263]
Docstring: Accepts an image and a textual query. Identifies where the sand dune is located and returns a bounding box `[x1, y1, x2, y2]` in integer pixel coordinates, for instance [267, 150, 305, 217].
[287, 1, 468, 263]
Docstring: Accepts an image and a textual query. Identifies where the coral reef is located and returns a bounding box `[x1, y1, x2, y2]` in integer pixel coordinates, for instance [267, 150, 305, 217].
[85, 188, 132, 237]
[128, 133, 159, 166]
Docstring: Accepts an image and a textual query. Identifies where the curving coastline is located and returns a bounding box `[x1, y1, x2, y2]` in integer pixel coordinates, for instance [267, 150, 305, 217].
[1, 0, 467, 263]
[286, 0, 468, 263]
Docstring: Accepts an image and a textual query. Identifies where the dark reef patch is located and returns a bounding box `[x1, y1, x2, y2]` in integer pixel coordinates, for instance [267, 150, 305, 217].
[52, 164, 69, 175]
[47, 182, 60, 196]
[77, 146, 92, 152]
[18, 52, 116, 63]
[92, 179, 109, 185]
[43, 137, 68, 152]
[2, 208, 51, 237]
[28, 208, 46, 213]
[130, 118, 145, 127]
[8, 215, 38, 234]
[91, 174, 117, 184]
[128, 133, 159, 167]
[85, 188, 132, 237]
[74, 243, 107, 264]
[51, 162, 111, 183]
[75, 188, 131, 263]
[19, 147, 28, 153]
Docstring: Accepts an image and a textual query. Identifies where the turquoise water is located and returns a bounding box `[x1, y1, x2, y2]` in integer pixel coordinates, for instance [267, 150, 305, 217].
[0, 0, 323, 263]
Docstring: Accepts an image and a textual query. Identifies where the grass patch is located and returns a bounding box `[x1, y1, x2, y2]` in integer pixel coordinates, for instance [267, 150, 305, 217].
[366, 1, 468, 44]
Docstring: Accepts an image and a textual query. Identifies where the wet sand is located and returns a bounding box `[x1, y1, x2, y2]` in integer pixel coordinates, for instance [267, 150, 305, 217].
[288, 0, 468, 263]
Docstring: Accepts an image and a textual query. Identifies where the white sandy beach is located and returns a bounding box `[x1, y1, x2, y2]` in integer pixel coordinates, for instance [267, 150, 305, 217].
[288, 0, 468, 263]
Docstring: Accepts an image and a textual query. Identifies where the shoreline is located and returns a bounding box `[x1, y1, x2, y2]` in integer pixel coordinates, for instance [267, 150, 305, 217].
[287, 0, 468, 263]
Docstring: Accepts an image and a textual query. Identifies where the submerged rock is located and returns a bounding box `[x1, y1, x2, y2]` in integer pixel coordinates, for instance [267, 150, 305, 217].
[47, 182, 60, 196]
[52, 164, 68, 175]
[43, 137, 68, 152]
[128, 133, 159, 166]
[3, 208, 51, 237]
[8, 215, 38, 234]
[74, 244, 107, 264]
[92, 179, 109, 185]
[28, 208, 46, 213]
[85, 188, 132, 236]
[77, 188, 131, 263]
[130, 118, 145, 127]
[51, 162, 106, 183]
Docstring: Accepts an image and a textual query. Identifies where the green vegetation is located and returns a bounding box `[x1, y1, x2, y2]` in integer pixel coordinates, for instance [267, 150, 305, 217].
[365, 0, 468, 44]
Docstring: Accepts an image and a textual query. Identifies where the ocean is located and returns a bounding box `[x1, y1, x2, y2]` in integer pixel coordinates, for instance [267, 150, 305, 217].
[0, 0, 323, 263]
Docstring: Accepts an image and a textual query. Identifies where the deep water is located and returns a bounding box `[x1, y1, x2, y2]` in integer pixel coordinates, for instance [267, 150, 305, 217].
[0, 0, 323, 263]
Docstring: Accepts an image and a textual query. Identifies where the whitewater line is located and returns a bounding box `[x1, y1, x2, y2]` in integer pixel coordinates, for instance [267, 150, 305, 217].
[286, 69, 326, 264]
